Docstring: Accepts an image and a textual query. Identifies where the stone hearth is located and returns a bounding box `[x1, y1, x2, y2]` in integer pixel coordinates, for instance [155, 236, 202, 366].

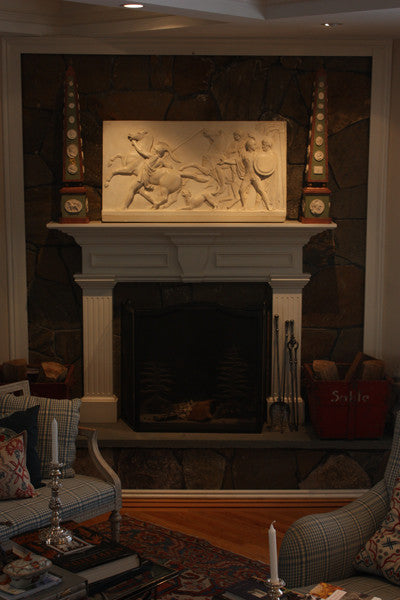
[73, 419, 391, 490]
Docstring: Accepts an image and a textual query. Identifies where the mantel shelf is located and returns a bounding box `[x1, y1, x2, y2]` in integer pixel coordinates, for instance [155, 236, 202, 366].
[48, 220, 336, 228]
[48, 219, 336, 236]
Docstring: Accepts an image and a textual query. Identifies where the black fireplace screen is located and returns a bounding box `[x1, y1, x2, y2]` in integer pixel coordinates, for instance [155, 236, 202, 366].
[121, 301, 269, 433]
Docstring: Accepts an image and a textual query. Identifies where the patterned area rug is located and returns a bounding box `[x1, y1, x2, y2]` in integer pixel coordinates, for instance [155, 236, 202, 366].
[95, 516, 270, 599]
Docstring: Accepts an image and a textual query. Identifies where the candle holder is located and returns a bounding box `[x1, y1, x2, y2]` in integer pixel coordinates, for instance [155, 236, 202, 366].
[39, 462, 73, 550]
[264, 578, 287, 600]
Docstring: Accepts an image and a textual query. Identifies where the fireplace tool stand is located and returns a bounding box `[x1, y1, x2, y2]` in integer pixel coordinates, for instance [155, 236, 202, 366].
[269, 314, 290, 432]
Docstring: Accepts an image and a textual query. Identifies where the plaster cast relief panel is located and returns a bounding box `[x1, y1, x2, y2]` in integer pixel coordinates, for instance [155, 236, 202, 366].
[102, 121, 286, 223]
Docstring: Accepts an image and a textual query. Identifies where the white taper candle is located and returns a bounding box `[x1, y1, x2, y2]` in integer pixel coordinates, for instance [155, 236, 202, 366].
[51, 418, 59, 464]
[268, 521, 279, 584]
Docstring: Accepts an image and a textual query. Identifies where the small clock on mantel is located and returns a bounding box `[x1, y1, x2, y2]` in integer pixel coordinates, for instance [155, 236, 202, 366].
[300, 69, 332, 224]
[60, 66, 89, 223]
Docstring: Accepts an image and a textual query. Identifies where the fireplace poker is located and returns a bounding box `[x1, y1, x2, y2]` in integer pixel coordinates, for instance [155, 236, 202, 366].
[287, 320, 296, 430]
[274, 314, 281, 402]
[274, 314, 284, 432]
[293, 334, 299, 431]
[282, 320, 289, 408]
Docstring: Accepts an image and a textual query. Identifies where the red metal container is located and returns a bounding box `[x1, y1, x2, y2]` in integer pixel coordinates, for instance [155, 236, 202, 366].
[303, 363, 391, 439]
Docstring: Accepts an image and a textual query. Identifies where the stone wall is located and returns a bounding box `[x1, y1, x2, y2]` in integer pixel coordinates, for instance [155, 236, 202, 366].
[22, 54, 378, 489]
[74, 445, 389, 490]
[23, 54, 370, 387]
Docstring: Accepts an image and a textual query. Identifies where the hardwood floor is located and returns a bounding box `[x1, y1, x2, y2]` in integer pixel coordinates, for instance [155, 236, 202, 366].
[121, 506, 297, 562]
[93, 497, 354, 563]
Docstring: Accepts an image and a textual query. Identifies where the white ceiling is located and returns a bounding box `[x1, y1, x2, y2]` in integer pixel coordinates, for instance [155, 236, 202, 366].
[0, 0, 400, 39]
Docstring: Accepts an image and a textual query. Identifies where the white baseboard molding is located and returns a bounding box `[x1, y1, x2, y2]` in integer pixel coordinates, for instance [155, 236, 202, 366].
[122, 488, 367, 500]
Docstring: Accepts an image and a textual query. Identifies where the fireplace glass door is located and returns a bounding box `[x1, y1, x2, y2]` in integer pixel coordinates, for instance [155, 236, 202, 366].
[121, 300, 269, 433]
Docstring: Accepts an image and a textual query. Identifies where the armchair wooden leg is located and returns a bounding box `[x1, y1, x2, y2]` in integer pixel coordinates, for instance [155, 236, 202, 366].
[109, 510, 121, 543]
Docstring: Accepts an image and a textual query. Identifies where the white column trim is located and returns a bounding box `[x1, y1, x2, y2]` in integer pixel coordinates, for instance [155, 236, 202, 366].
[0, 42, 10, 363]
[1, 38, 28, 359]
[363, 41, 393, 357]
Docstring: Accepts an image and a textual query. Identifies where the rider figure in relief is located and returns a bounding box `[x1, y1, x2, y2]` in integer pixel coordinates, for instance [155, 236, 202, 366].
[125, 136, 181, 208]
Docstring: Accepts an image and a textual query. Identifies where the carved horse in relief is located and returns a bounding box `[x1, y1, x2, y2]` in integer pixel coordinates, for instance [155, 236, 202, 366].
[105, 132, 209, 209]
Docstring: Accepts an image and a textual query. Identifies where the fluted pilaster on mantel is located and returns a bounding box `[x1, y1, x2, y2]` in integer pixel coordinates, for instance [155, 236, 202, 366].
[74, 275, 117, 423]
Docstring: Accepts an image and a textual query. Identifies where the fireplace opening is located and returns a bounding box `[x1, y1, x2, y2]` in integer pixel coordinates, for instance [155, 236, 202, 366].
[120, 285, 271, 433]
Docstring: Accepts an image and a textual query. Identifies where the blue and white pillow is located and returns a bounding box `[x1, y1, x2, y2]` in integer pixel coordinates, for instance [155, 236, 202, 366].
[0, 394, 81, 479]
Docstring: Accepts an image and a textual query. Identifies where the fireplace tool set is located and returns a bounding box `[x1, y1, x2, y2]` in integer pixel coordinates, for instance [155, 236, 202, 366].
[269, 315, 300, 432]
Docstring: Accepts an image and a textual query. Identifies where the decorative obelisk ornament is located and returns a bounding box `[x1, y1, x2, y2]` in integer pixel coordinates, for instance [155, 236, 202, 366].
[60, 66, 89, 223]
[301, 69, 331, 223]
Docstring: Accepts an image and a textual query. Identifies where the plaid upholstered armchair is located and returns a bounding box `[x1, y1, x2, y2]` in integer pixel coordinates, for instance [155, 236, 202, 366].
[278, 410, 400, 600]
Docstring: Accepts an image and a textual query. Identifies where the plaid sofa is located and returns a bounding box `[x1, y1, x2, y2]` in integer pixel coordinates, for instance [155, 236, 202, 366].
[278, 411, 400, 600]
[0, 470, 121, 543]
[0, 385, 122, 544]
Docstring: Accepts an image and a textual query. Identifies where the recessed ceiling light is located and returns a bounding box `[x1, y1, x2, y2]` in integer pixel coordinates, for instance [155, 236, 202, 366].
[322, 22, 342, 28]
[122, 3, 144, 7]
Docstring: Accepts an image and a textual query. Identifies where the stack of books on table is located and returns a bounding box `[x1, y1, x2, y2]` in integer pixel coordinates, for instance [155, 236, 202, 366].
[213, 579, 383, 600]
[12, 523, 141, 595]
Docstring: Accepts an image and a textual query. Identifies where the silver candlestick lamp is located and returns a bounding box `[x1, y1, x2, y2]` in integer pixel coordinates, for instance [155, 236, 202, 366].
[39, 462, 73, 550]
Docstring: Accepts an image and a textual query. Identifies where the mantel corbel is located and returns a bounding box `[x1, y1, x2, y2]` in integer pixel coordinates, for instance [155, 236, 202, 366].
[74, 274, 117, 294]
[268, 275, 311, 291]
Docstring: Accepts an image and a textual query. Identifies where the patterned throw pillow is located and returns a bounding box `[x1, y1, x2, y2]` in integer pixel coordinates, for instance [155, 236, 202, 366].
[0, 431, 35, 500]
[0, 394, 81, 479]
[354, 476, 400, 585]
[0, 406, 42, 488]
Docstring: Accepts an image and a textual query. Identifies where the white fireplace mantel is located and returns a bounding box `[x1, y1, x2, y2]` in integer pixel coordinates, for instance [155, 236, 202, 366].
[48, 220, 336, 422]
